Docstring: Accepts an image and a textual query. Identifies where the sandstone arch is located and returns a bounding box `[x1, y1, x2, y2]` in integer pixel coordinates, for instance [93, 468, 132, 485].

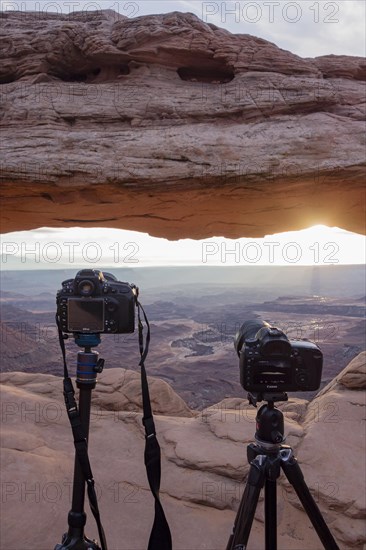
[0, 10, 365, 237]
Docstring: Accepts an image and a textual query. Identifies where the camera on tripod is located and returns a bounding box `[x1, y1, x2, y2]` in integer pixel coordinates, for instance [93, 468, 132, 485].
[56, 269, 137, 334]
[228, 321, 340, 550]
[54, 269, 170, 550]
[234, 320, 323, 393]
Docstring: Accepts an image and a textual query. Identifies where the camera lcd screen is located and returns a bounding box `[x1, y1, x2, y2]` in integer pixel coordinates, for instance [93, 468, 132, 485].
[68, 298, 104, 332]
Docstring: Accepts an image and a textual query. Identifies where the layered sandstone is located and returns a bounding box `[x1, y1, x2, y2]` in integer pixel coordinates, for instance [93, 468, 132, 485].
[1, 353, 365, 549]
[1, 10, 365, 237]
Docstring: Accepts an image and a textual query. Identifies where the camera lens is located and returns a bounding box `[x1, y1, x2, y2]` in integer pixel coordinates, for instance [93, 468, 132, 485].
[77, 279, 95, 296]
[234, 320, 269, 357]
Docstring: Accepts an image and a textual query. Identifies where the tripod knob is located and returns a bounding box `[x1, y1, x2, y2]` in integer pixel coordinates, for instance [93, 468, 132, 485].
[271, 430, 284, 444]
[94, 358, 105, 373]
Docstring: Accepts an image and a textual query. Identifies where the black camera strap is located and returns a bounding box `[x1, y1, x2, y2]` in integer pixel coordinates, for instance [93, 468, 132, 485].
[56, 303, 172, 550]
[136, 300, 173, 550]
[56, 314, 108, 550]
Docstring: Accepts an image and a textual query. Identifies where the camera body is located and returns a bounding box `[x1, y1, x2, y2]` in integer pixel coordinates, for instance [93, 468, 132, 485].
[235, 321, 323, 393]
[56, 269, 137, 334]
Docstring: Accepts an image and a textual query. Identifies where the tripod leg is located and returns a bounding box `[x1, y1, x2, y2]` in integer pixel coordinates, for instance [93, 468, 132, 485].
[280, 449, 340, 550]
[55, 381, 102, 550]
[227, 456, 267, 550]
[265, 479, 277, 550]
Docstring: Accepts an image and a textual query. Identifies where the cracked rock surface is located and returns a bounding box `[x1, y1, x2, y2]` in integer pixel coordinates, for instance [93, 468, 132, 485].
[1, 353, 365, 549]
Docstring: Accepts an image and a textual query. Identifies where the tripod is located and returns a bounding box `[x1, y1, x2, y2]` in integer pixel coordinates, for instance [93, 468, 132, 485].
[55, 334, 104, 550]
[226, 393, 340, 550]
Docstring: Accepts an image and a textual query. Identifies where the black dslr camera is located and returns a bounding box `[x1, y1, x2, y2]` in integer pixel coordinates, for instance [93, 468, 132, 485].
[56, 269, 137, 334]
[234, 320, 322, 393]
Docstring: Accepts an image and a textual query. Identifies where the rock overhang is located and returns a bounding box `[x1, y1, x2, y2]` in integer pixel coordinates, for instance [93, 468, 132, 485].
[0, 10, 365, 238]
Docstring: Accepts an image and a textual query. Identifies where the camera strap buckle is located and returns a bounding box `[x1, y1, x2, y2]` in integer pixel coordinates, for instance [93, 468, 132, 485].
[143, 415, 156, 438]
[63, 377, 78, 415]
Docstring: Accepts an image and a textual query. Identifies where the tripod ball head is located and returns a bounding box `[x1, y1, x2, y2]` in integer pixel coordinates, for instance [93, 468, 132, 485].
[255, 402, 285, 446]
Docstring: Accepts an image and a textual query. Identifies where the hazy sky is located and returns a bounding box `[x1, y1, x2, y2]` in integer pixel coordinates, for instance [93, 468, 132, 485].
[2, 0, 365, 58]
[1, 225, 365, 270]
[1, 2, 364, 270]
